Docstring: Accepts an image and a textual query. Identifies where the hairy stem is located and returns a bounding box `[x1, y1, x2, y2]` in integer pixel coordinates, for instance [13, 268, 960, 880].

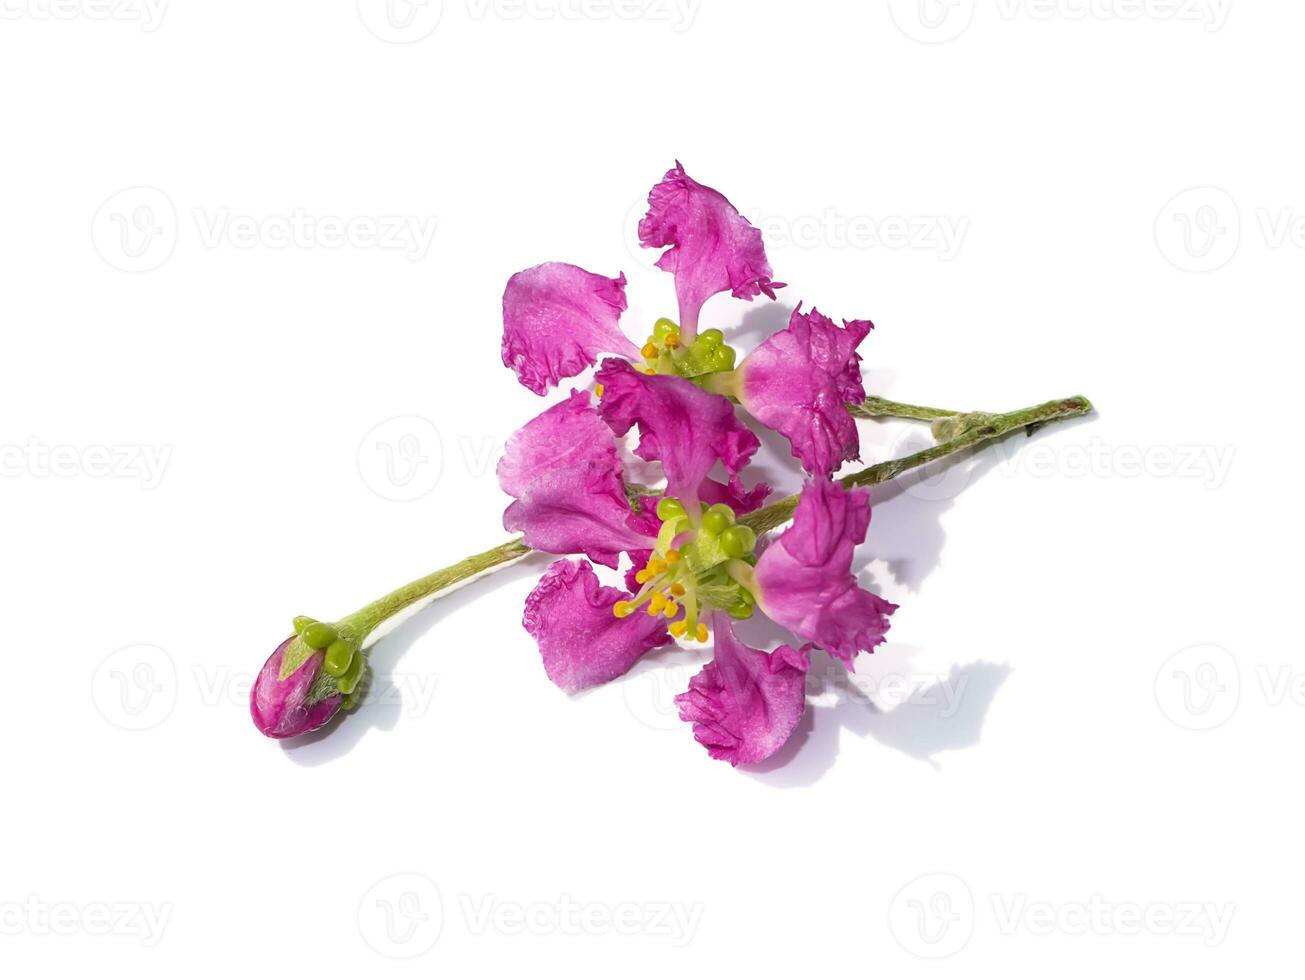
[849, 396, 961, 422]
[740, 395, 1094, 536]
[320, 394, 1093, 644]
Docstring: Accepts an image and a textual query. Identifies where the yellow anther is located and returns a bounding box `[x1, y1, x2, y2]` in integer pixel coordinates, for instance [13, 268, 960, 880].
[640, 366, 656, 375]
[665, 549, 681, 564]
[594, 383, 604, 398]
[647, 558, 668, 575]
[613, 601, 633, 618]
[663, 600, 679, 618]
[665, 334, 680, 349]
[669, 620, 688, 638]
[670, 583, 685, 597]
[649, 593, 667, 613]
[695, 623, 708, 643]
[634, 569, 652, 584]
[641, 342, 659, 359]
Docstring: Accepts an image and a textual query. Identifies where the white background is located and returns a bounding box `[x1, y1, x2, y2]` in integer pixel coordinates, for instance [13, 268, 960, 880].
[1, 1, 1297, 975]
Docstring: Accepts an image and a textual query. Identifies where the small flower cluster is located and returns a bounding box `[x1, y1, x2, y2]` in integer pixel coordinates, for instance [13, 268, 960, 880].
[499, 163, 894, 765]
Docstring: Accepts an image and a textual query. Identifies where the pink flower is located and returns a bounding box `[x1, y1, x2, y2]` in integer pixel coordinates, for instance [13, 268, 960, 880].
[524, 559, 671, 694]
[639, 162, 778, 338]
[594, 358, 759, 504]
[500, 163, 779, 395]
[250, 637, 342, 739]
[499, 389, 647, 568]
[753, 479, 897, 668]
[736, 306, 872, 477]
[502, 263, 639, 395]
[675, 616, 811, 766]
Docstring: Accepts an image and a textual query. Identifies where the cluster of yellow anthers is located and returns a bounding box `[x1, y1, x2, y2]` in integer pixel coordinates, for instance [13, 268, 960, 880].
[612, 549, 711, 643]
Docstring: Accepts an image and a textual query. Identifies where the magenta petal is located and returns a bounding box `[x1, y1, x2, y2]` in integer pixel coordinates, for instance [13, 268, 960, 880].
[738, 306, 872, 477]
[594, 358, 761, 504]
[504, 461, 649, 569]
[638, 162, 776, 335]
[674, 616, 809, 766]
[524, 559, 671, 693]
[497, 388, 617, 498]
[753, 480, 896, 668]
[502, 262, 640, 395]
[250, 637, 342, 739]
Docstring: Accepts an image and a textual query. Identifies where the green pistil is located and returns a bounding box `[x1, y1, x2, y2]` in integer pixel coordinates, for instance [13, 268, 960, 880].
[625, 497, 760, 632]
[638, 318, 739, 383]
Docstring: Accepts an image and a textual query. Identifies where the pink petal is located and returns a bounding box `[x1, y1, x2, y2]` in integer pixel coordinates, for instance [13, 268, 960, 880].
[504, 461, 649, 569]
[753, 479, 896, 668]
[674, 616, 810, 766]
[637, 162, 777, 336]
[738, 306, 872, 477]
[250, 637, 342, 739]
[524, 559, 671, 693]
[594, 357, 761, 505]
[501, 262, 639, 395]
[497, 388, 617, 498]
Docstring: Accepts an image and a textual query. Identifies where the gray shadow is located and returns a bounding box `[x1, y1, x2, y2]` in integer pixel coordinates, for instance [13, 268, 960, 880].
[744, 656, 1014, 787]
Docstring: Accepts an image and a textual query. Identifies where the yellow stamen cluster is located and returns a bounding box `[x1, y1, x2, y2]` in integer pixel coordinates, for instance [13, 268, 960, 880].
[612, 550, 708, 642]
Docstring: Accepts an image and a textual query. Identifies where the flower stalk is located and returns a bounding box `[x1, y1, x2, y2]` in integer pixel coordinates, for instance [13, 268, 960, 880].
[307, 393, 1092, 651]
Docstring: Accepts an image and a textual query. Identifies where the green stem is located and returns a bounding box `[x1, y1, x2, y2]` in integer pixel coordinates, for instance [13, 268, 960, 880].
[319, 394, 1091, 646]
[336, 538, 530, 641]
[740, 395, 1094, 536]
[849, 396, 961, 422]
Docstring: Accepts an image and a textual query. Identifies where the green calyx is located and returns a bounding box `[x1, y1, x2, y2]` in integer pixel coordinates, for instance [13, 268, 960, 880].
[655, 499, 758, 619]
[281, 615, 368, 708]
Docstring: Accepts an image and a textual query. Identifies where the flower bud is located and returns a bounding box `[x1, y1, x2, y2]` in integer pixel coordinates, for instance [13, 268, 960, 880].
[250, 636, 343, 739]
